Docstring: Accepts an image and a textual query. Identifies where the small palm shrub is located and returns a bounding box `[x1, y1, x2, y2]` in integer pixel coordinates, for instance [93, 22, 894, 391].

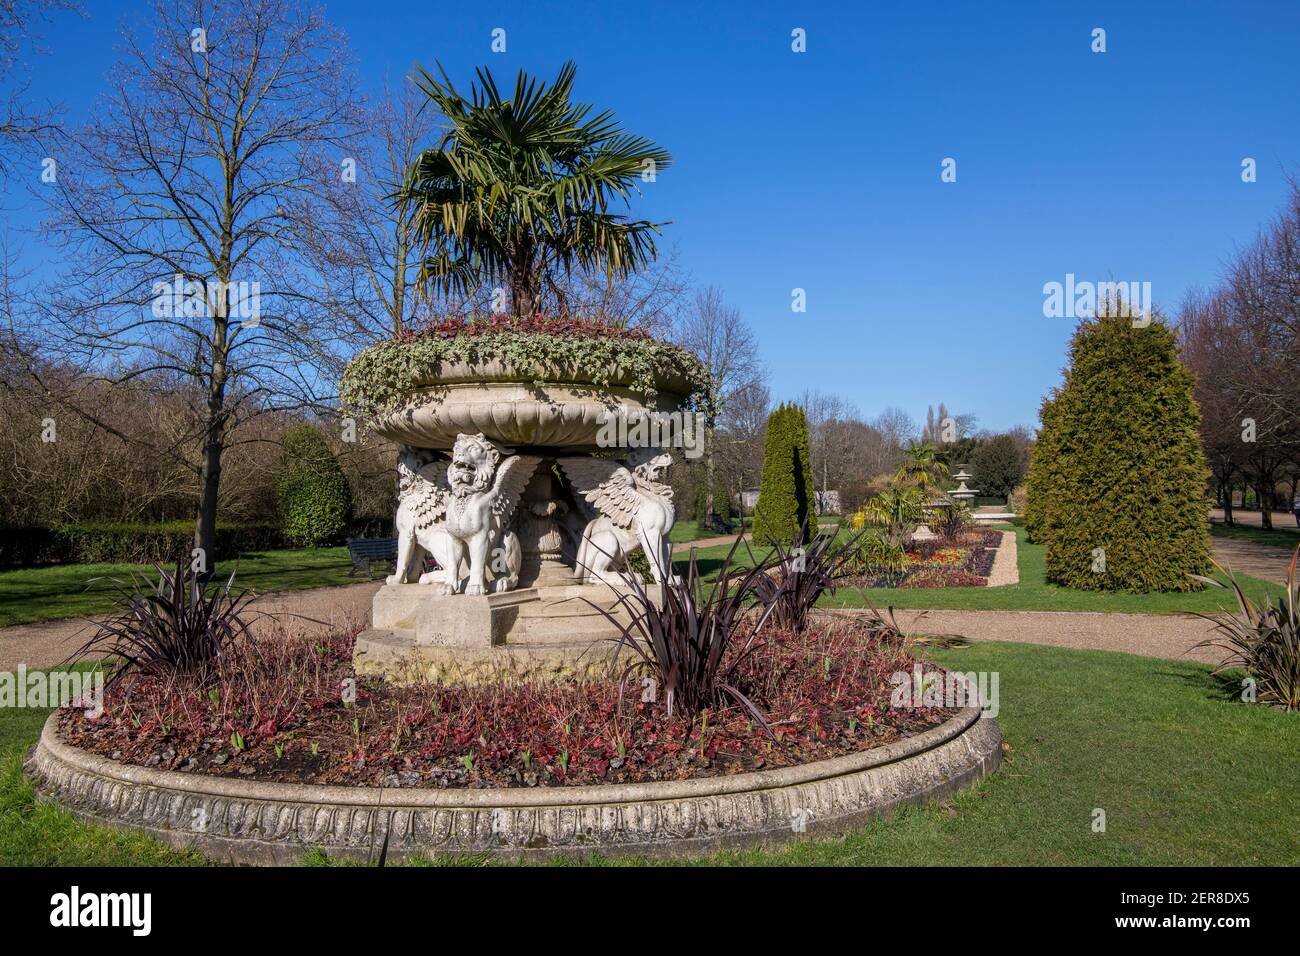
[848, 529, 909, 586]
[276, 425, 351, 548]
[70, 560, 259, 685]
[1193, 548, 1300, 712]
[859, 486, 925, 548]
[895, 441, 950, 493]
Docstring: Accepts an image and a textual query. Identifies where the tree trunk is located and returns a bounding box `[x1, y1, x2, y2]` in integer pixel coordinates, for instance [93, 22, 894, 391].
[1259, 481, 1273, 529]
[511, 245, 538, 317]
[1221, 479, 1234, 525]
[194, 286, 230, 576]
[704, 420, 716, 529]
[392, 212, 409, 336]
[195, 423, 222, 574]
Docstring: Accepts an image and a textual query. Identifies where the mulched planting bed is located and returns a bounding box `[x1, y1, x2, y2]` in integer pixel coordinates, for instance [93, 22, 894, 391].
[847, 530, 1002, 589]
[58, 621, 956, 790]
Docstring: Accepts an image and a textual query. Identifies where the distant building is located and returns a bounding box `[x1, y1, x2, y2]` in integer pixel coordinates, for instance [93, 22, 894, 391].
[815, 490, 841, 515]
[737, 489, 841, 515]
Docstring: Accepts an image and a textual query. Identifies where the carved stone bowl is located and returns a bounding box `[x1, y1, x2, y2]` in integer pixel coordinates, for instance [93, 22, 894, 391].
[371, 359, 694, 451]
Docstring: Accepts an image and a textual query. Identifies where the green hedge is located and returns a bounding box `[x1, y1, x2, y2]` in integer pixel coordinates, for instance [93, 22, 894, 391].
[0, 522, 287, 569]
[692, 484, 733, 524]
[277, 426, 352, 548]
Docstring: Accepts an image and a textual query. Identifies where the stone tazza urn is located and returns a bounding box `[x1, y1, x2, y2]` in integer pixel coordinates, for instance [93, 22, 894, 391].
[339, 320, 708, 683]
[372, 355, 698, 451]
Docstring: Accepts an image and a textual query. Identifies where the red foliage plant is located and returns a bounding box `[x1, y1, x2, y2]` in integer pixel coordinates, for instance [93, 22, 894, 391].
[395, 314, 653, 344]
[60, 618, 954, 790]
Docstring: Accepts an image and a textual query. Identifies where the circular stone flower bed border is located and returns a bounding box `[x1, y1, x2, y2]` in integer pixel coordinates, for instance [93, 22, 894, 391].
[25, 695, 1001, 864]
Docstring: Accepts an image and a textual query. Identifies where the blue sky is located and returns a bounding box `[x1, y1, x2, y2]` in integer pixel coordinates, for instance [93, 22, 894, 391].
[6, 0, 1299, 431]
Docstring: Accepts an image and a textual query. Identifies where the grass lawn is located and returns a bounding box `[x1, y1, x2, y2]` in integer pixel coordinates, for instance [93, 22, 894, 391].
[668, 519, 710, 543]
[2, 642, 1295, 865]
[0, 548, 357, 628]
[1210, 520, 1300, 550]
[1, 522, 1286, 629]
[676, 524, 1283, 615]
[670, 517, 762, 543]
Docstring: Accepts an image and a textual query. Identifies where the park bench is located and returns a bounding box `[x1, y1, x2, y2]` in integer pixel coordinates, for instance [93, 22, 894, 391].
[345, 536, 398, 579]
[345, 536, 442, 580]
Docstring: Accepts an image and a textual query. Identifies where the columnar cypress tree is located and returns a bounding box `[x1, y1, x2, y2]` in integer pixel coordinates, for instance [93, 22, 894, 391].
[1024, 391, 1065, 544]
[790, 403, 815, 536]
[753, 403, 816, 544]
[1027, 310, 1211, 591]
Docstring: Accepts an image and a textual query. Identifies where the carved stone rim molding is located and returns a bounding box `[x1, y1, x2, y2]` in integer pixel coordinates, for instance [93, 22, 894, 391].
[26, 696, 1001, 865]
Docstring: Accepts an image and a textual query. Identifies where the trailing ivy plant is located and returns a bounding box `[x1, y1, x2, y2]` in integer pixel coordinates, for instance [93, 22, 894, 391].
[340, 316, 710, 418]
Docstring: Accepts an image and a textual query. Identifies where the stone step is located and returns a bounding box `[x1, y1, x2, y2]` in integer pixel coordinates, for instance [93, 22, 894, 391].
[516, 597, 626, 619]
[516, 616, 628, 644]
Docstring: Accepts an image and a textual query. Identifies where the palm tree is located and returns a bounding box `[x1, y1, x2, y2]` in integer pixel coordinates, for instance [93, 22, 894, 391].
[399, 62, 672, 318]
[860, 486, 927, 548]
[895, 440, 950, 492]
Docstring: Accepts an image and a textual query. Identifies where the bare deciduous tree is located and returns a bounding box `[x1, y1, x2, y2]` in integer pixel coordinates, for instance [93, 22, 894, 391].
[714, 379, 769, 515]
[21, 0, 362, 563]
[674, 286, 762, 528]
[290, 77, 469, 368]
[544, 248, 689, 336]
[0, 0, 78, 183]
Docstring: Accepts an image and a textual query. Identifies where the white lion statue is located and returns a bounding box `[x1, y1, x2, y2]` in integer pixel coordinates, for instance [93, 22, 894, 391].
[558, 451, 677, 586]
[388, 436, 539, 595]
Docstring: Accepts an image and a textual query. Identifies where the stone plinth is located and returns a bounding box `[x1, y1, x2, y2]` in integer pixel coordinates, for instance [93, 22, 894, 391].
[357, 580, 661, 684]
[375, 585, 537, 647]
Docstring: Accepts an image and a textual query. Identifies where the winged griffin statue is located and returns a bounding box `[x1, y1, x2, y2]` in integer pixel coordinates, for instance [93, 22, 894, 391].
[388, 434, 539, 595]
[558, 451, 677, 586]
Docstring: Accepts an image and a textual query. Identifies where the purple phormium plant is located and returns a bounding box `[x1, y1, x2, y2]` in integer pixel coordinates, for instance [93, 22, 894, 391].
[748, 525, 864, 633]
[69, 559, 261, 685]
[1192, 547, 1300, 712]
[587, 536, 777, 730]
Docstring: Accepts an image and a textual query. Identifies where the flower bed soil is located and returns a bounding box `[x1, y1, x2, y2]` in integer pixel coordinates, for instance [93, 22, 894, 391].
[58, 620, 954, 791]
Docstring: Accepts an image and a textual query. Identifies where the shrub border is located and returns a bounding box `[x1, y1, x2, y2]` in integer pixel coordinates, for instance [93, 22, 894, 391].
[26, 692, 1001, 864]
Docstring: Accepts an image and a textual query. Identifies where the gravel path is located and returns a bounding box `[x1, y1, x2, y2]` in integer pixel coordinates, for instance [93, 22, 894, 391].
[0, 581, 382, 672]
[1210, 508, 1300, 530]
[1210, 537, 1295, 584]
[986, 531, 1018, 586]
[672, 533, 750, 553]
[827, 607, 1221, 664]
[6, 524, 1283, 671]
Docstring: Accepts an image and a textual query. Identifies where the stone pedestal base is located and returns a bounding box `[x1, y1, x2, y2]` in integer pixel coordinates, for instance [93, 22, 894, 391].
[354, 629, 623, 684]
[356, 581, 661, 684]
